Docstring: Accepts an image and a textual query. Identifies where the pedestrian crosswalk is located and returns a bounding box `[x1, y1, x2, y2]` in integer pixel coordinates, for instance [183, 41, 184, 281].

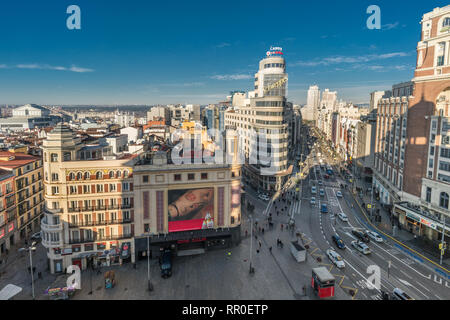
[371, 294, 382, 300]
[356, 279, 377, 290]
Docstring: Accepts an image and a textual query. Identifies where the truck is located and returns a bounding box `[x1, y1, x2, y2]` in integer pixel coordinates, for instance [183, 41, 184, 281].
[290, 241, 306, 262]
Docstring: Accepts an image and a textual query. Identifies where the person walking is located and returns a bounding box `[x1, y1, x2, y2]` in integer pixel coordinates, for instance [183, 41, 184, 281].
[269, 247, 272, 254]
[281, 224, 284, 231]
[259, 241, 262, 248]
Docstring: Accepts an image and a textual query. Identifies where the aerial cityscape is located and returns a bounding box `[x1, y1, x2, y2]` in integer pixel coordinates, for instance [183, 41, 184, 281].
[0, 0, 449, 306]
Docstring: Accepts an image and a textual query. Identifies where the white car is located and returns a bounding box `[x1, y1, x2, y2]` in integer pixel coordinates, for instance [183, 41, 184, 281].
[351, 241, 371, 255]
[336, 191, 343, 198]
[326, 248, 345, 268]
[311, 186, 317, 194]
[337, 212, 348, 222]
[366, 230, 383, 243]
[310, 197, 316, 205]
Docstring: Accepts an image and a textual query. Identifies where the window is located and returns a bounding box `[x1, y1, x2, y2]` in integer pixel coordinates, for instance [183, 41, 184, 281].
[440, 192, 449, 209]
[144, 224, 150, 232]
[84, 172, 90, 180]
[123, 170, 129, 178]
[63, 152, 71, 161]
[174, 174, 181, 181]
[51, 153, 58, 162]
[437, 42, 446, 66]
[426, 187, 432, 203]
[96, 171, 103, 179]
[143, 175, 149, 183]
[96, 184, 104, 193]
[201, 173, 208, 180]
[188, 173, 195, 180]
[430, 146, 435, 156]
[122, 182, 129, 191]
[109, 184, 116, 192]
[429, 159, 434, 168]
[443, 17, 450, 27]
[51, 173, 59, 181]
[51, 186, 59, 195]
[83, 185, 90, 193]
[109, 171, 114, 179]
[77, 172, 82, 180]
[69, 172, 75, 180]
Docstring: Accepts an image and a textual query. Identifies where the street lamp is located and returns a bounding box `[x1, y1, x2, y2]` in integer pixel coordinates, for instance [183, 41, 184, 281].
[18, 241, 37, 300]
[249, 215, 254, 274]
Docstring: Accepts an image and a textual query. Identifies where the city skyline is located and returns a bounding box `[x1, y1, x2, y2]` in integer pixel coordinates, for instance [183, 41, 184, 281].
[1, 0, 449, 105]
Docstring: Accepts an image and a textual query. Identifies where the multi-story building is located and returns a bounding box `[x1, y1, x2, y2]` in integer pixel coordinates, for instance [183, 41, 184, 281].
[0, 170, 16, 257]
[225, 48, 294, 193]
[41, 124, 142, 273]
[0, 104, 60, 132]
[394, 5, 450, 240]
[0, 151, 44, 241]
[133, 144, 242, 257]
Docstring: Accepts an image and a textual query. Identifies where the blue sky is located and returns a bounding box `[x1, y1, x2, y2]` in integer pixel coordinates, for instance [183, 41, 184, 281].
[0, 0, 448, 105]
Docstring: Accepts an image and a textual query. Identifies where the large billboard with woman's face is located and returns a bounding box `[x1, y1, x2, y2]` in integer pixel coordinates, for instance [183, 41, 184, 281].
[168, 188, 214, 232]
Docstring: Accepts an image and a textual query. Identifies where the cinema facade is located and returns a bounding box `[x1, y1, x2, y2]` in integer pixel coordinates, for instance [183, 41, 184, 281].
[132, 151, 243, 259]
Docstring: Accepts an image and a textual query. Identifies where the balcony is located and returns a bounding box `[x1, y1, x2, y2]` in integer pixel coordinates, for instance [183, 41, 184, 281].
[68, 218, 132, 228]
[68, 204, 132, 213]
[41, 218, 63, 232]
[42, 238, 63, 248]
[68, 233, 132, 244]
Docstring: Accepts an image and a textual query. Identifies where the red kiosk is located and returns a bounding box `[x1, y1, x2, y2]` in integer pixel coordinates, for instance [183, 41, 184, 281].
[311, 267, 335, 298]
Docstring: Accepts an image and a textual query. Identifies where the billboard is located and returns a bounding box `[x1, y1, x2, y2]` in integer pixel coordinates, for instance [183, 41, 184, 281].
[168, 188, 214, 232]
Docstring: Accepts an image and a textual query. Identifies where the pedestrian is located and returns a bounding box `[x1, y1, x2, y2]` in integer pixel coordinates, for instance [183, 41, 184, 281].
[256, 249, 260, 254]
[277, 238, 280, 247]
[281, 224, 284, 231]
[259, 241, 262, 248]
[255, 234, 258, 240]
[262, 228, 265, 234]
[269, 247, 272, 254]
[245, 230, 248, 237]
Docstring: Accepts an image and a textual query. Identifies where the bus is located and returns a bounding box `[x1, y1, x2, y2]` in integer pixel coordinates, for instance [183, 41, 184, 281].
[311, 267, 335, 298]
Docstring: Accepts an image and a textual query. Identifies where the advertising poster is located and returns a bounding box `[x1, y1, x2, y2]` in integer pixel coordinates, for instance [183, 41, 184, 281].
[168, 188, 214, 232]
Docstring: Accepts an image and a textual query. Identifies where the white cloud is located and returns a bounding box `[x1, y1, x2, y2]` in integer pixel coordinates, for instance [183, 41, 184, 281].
[382, 22, 400, 30]
[292, 52, 410, 68]
[6, 63, 94, 72]
[210, 74, 252, 80]
[215, 43, 231, 48]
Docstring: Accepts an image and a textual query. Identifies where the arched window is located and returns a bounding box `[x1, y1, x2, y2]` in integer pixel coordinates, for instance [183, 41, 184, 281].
[440, 192, 449, 209]
[443, 17, 450, 27]
[123, 170, 129, 178]
[69, 172, 75, 180]
[77, 172, 82, 180]
[96, 171, 103, 179]
[84, 172, 90, 180]
[109, 171, 114, 179]
[117, 171, 122, 178]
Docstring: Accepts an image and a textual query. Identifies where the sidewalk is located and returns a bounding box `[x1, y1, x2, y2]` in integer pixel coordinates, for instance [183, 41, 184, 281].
[350, 175, 450, 271]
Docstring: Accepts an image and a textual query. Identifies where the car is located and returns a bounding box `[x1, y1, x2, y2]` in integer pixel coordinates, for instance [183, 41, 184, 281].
[332, 234, 346, 249]
[310, 197, 316, 205]
[326, 248, 345, 268]
[320, 203, 328, 213]
[352, 229, 370, 243]
[30, 231, 41, 241]
[337, 212, 348, 222]
[366, 230, 383, 243]
[336, 191, 343, 198]
[392, 288, 414, 300]
[159, 249, 173, 278]
[311, 186, 317, 194]
[324, 174, 330, 179]
[351, 240, 371, 255]
[318, 180, 323, 186]
[319, 189, 325, 197]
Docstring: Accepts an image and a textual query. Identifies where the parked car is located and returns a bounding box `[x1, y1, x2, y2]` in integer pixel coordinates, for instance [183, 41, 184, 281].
[366, 230, 383, 243]
[30, 231, 41, 241]
[392, 288, 414, 300]
[320, 203, 328, 214]
[351, 240, 371, 255]
[310, 197, 316, 205]
[332, 234, 346, 249]
[336, 191, 343, 198]
[337, 212, 348, 222]
[319, 189, 325, 197]
[311, 186, 317, 194]
[352, 229, 370, 243]
[326, 248, 345, 268]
